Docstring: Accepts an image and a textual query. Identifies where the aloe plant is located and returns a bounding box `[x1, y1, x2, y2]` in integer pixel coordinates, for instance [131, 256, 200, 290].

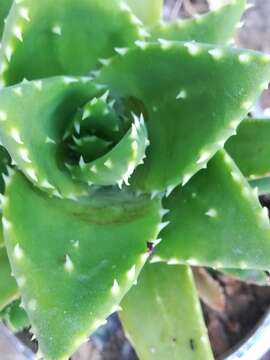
[0, 0, 270, 359]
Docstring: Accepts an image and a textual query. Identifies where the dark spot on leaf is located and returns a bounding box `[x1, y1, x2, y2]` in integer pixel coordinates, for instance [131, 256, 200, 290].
[189, 338, 195, 350]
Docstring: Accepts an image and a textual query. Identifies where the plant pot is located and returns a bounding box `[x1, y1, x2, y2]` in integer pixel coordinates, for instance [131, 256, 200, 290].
[1, 309, 270, 360]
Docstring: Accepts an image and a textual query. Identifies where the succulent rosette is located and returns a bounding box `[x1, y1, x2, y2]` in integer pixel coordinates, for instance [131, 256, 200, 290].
[1, 1, 270, 359]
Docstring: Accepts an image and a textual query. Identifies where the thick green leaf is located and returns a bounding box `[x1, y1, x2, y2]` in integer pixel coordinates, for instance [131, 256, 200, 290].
[125, 0, 163, 26]
[0, 0, 144, 85]
[0, 76, 101, 198]
[151, 0, 246, 44]
[0, 299, 30, 332]
[0, 0, 12, 38]
[120, 263, 213, 360]
[153, 150, 270, 270]
[226, 118, 270, 178]
[98, 42, 270, 193]
[3, 170, 162, 360]
[0, 247, 19, 311]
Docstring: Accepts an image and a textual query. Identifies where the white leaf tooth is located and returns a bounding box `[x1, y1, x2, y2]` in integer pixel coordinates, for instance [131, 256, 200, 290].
[79, 156, 86, 168]
[33, 80, 42, 90]
[100, 90, 110, 102]
[127, 265, 136, 280]
[63, 76, 78, 84]
[150, 255, 162, 263]
[41, 179, 54, 190]
[2, 173, 11, 187]
[52, 25, 62, 35]
[19, 147, 31, 163]
[182, 173, 192, 186]
[160, 208, 170, 217]
[72, 240, 79, 248]
[117, 180, 123, 189]
[67, 193, 77, 201]
[98, 58, 111, 66]
[176, 90, 187, 100]
[74, 121, 80, 134]
[184, 41, 201, 56]
[130, 14, 142, 26]
[151, 191, 159, 199]
[90, 164, 97, 173]
[82, 108, 91, 120]
[10, 128, 23, 144]
[140, 252, 149, 263]
[0, 193, 7, 206]
[236, 21, 244, 29]
[132, 113, 140, 129]
[13, 87, 22, 96]
[152, 238, 162, 246]
[260, 81, 269, 91]
[0, 111, 7, 121]
[130, 123, 138, 140]
[13, 26, 23, 42]
[64, 255, 74, 272]
[111, 305, 122, 313]
[5, 45, 14, 62]
[158, 221, 170, 232]
[245, 2, 255, 10]
[158, 38, 171, 49]
[208, 48, 224, 60]
[167, 258, 179, 265]
[187, 258, 199, 266]
[26, 168, 38, 182]
[120, 1, 131, 12]
[231, 171, 241, 182]
[93, 319, 107, 329]
[45, 136, 56, 144]
[238, 53, 251, 63]
[252, 186, 259, 198]
[28, 299, 37, 311]
[17, 276, 26, 287]
[111, 279, 120, 295]
[20, 7, 30, 21]
[197, 151, 210, 164]
[104, 159, 113, 168]
[166, 185, 175, 197]
[139, 27, 150, 38]
[261, 207, 269, 222]
[134, 40, 148, 49]
[205, 208, 218, 218]
[114, 47, 128, 56]
[13, 243, 24, 260]
[241, 100, 253, 111]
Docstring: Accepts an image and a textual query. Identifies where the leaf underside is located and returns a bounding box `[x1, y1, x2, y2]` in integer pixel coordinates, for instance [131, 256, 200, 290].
[3, 170, 162, 360]
[0, 299, 30, 332]
[120, 263, 214, 360]
[98, 42, 270, 192]
[154, 150, 270, 271]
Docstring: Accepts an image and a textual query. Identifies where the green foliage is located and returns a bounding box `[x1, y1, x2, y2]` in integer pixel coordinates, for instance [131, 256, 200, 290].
[0, 299, 30, 332]
[151, 0, 246, 44]
[120, 263, 214, 360]
[0, 247, 19, 311]
[0, 1, 269, 359]
[226, 118, 270, 178]
[154, 150, 270, 270]
[3, 170, 161, 359]
[0, 0, 12, 38]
